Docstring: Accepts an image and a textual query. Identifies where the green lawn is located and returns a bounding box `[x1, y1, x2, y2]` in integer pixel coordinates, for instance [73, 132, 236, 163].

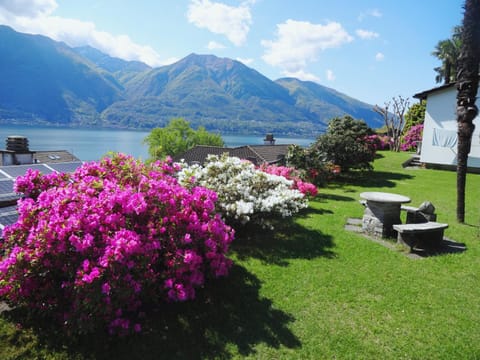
[1, 151, 480, 359]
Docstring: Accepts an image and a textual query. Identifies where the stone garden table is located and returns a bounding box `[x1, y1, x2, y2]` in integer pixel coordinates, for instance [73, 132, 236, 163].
[360, 191, 411, 238]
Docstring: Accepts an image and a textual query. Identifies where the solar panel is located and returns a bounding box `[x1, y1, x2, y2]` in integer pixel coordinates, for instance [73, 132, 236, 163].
[0, 180, 19, 202]
[0, 204, 18, 230]
[0, 164, 54, 178]
[48, 161, 83, 174]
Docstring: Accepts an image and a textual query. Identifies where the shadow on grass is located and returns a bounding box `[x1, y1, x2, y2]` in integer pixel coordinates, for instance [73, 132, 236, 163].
[330, 170, 414, 189]
[232, 213, 335, 266]
[317, 193, 356, 202]
[410, 238, 467, 257]
[345, 218, 467, 258]
[3, 264, 300, 360]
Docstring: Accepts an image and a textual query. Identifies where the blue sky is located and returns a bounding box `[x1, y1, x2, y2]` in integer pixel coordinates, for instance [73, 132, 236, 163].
[0, 0, 465, 106]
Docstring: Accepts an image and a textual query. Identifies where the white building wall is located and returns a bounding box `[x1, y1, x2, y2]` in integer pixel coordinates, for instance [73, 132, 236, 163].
[420, 86, 480, 168]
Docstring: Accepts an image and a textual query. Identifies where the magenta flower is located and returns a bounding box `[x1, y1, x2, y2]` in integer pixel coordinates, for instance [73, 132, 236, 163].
[0, 153, 235, 335]
[258, 164, 318, 197]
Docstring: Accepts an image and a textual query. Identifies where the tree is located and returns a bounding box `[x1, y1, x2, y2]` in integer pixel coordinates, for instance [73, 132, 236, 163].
[403, 100, 426, 135]
[432, 26, 462, 84]
[456, 0, 480, 223]
[144, 118, 224, 160]
[311, 115, 376, 172]
[374, 96, 410, 152]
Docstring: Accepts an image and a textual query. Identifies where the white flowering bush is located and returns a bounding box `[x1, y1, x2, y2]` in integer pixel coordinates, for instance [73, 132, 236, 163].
[178, 154, 308, 227]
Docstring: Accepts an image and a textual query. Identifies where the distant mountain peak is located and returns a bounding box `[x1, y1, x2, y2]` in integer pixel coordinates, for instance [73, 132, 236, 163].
[73, 45, 151, 77]
[0, 26, 383, 134]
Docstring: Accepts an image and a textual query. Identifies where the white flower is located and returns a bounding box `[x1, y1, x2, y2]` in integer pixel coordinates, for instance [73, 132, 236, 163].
[176, 154, 307, 227]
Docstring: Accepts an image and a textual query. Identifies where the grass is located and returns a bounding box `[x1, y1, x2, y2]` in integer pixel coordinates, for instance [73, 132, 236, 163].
[1, 151, 480, 359]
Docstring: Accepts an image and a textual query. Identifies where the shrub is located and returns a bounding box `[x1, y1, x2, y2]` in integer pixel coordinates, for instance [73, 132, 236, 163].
[0, 154, 234, 335]
[177, 154, 308, 228]
[257, 164, 318, 197]
[364, 134, 389, 151]
[309, 116, 377, 172]
[403, 100, 426, 135]
[286, 145, 340, 187]
[401, 124, 424, 151]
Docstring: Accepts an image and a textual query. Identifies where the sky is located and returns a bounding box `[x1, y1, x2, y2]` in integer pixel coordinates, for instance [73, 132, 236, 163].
[0, 0, 466, 106]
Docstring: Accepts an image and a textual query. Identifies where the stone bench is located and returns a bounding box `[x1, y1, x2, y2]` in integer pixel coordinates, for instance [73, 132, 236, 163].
[393, 222, 448, 251]
[400, 205, 419, 213]
[401, 202, 437, 223]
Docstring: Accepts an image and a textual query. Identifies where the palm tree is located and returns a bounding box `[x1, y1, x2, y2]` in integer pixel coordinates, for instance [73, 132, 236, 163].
[432, 26, 462, 84]
[456, 0, 480, 223]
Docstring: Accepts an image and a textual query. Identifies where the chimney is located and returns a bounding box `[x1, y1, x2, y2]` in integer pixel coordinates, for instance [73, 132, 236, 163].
[1, 136, 36, 165]
[263, 133, 276, 145]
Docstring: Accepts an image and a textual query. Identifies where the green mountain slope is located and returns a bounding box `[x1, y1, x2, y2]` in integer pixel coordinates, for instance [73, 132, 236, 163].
[275, 77, 384, 128]
[0, 26, 384, 135]
[103, 54, 325, 134]
[0, 25, 123, 126]
[73, 45, 151, 84]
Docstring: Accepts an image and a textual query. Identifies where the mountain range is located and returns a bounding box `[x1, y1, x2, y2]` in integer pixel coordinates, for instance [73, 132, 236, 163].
[0, 25, 383, 136]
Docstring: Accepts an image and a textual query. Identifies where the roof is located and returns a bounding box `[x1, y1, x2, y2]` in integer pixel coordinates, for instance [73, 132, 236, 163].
[0, 160, 84, 234]
[174, 146, 231, 164]
[413, 83, 456, 100]
[247, 144, 291, 164]
[174, 144, 292, 165]
[34, 150, 80, 164]
[0, 150, 80, 166]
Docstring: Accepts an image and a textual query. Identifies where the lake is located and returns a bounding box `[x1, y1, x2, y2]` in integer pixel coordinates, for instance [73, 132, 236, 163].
[0, 125, 315, 161]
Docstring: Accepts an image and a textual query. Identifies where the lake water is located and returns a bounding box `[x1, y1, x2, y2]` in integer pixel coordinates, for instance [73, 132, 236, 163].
[0, 125, 315, 161]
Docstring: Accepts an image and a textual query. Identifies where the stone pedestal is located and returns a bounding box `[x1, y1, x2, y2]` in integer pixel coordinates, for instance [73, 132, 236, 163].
[360, 192, 411, 239]
[362, 201, 402, 238]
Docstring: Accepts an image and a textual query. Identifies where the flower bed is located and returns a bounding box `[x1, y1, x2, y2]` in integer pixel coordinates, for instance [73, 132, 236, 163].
[0, 154, 234, 335]
[178, 155, 308, 228]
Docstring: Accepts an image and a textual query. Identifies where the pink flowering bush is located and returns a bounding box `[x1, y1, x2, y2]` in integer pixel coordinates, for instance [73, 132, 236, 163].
[401, 124, 424, 151]
[257, 164, 318, 197]
[363, 134, 389, 152]
[0, 153, 234, 335]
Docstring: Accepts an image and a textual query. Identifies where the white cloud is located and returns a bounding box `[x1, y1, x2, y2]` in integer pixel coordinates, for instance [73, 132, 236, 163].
[283, 69, 320, 83]
[187, 0, 252, 46]
[0, 0, 167, 67]
[0, 0, 57, 17]
[236, 57, 254, 66]
[207, 40, 226, 50]
[356, 29, 379, 40]
[326, 69, 335, 81]
[375, 52, 385, 61]
[358, 8, 383, 21]
[261, 19, 353, 74]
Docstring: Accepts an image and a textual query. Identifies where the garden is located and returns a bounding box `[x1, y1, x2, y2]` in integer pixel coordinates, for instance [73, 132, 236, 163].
[1, 116, 480, 359]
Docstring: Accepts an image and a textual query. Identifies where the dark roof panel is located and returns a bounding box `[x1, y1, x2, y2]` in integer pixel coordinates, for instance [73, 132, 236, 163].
[0, 204, 19, 230]
[48, 161, 83, 173]
[0, 164, 54, 178]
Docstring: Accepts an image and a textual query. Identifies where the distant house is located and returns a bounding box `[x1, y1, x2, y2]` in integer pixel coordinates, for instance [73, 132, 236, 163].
[175, 144, 292, 166]
[0, 136, 80, 166]
[413, 83, 480, 170]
